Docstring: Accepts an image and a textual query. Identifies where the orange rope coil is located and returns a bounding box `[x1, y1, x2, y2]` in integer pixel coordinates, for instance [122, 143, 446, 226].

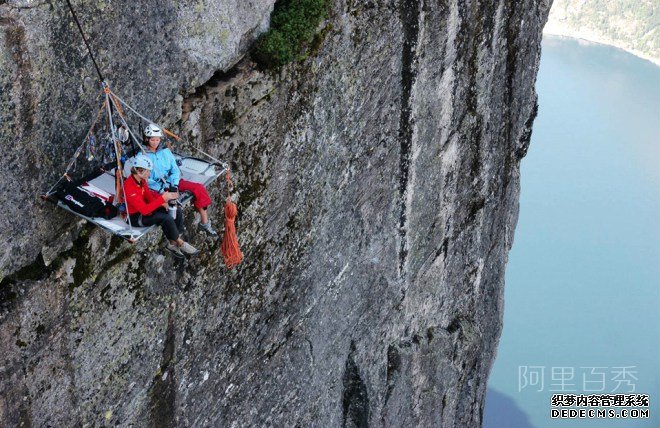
[221, 168, 243, 269]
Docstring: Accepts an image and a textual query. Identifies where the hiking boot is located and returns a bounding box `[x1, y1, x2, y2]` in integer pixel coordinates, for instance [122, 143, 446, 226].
[179, 241, 199, 256]
[198, 221, 218, 237]
[165, 243, 185, 259]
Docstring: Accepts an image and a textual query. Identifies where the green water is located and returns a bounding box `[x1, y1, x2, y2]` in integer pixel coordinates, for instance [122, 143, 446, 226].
[485, 36, 660, 428]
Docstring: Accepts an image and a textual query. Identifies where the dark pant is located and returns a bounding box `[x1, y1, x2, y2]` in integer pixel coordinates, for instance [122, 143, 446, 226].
[130, 207, 183, 241]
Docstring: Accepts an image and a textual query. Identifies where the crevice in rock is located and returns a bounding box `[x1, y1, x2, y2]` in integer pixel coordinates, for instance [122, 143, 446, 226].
[433, 237, 449, 264]
[342, 341, 369, 428]
[455, 358, 482, 426]
[264, 327, 294, 360]
[18, 376, 32, 428]
[426, 326, 435, 342]
[149, 303, 177, 428]
[440, 394, 447, 420]
[516, 99, 538, 159]
[446, 317, 462, 335]
[504, 0, 519, 157]
[397, 0, 421, 278]
[466, 16, 483, 184]
[0, 16, 35, 138]
[178, 58, 271, 144]
[181, 62, 245, 112]
[497, 0, 521, 222]
[1, 252, 53, 315]
[383, 344, 401, 408]
[61, 287, 80, 422]
[304, 337, 314, 366]
[457, 0, 486, 236]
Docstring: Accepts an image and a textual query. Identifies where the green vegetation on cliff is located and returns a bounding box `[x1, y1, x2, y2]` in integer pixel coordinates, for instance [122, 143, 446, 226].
[254, 0, 329, 68]
[546, 0, 659, 63]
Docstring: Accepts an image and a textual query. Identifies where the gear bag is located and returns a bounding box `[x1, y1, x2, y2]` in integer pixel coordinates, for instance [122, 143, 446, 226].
[56, 181, 118, 219]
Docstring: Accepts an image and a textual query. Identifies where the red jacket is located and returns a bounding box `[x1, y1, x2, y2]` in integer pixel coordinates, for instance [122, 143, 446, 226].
[124, 175, 164, 216]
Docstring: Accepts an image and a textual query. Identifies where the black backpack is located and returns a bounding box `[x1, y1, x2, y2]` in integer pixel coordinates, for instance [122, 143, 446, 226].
[56, 182, 118, 219]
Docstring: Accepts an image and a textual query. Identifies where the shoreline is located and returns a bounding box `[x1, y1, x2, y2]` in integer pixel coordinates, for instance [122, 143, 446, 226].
[542, 28, 660, 67]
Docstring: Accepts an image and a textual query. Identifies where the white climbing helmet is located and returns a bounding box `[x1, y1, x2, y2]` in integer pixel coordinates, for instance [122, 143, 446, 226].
[132, 154, 153, 170]
[144, 123, 163, 138]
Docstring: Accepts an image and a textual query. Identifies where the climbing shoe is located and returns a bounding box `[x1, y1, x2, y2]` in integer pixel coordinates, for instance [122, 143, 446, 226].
[179, 241, 199, 256]
[198, 221, 218, 237]
[165, 243, 185, 259]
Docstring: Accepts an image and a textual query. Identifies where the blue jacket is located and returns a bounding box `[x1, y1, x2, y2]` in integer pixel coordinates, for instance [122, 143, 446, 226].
[145, 147, 180, 192]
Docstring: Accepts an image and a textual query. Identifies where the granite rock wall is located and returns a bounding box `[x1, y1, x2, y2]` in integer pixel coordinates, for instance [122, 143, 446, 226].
[0, 0, 550, 426]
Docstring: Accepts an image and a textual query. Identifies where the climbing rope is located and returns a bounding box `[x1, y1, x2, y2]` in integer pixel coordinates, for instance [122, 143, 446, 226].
[64, 0, 105, 83]
[221, 168, 243, 269]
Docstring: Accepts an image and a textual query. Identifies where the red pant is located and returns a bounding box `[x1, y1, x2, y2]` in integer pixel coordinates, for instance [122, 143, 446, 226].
[178, 179, 212, 210]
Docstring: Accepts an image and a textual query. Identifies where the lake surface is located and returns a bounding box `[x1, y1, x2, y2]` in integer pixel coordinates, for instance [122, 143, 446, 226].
[484, 36, 660, 428]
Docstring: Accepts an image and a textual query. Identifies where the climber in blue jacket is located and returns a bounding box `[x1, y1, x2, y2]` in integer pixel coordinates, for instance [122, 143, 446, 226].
[143, 124, 217, 236]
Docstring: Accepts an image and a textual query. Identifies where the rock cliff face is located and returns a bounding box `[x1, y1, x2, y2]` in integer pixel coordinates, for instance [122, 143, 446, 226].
[0, 0, 550, 426]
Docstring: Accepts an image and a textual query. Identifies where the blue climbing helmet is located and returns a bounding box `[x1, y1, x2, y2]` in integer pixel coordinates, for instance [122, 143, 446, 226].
[132, 154, 153, 170]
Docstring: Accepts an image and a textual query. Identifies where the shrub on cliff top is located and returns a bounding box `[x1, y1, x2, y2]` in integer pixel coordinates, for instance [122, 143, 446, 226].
[254, 0, 329, 68]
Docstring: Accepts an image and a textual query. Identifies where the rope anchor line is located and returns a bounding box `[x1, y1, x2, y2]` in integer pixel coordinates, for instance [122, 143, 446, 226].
[65, 0, 105, 84]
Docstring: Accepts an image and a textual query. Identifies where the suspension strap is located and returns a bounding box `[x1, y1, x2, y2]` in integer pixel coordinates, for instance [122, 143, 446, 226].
[107, 93, 146, 155]
[43, 96, 106, 197]
[108, 90, 154, 124]
[109, 89, 228, 169]
[64, 0, 105, 83]
[105, 92, 133, 234]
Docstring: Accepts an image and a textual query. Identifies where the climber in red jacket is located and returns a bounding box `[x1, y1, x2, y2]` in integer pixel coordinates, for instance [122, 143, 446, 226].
[124, 154, 199, 259]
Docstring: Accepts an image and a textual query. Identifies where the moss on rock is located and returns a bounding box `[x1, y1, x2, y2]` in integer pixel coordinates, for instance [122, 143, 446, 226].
[254, 0, 330, 68]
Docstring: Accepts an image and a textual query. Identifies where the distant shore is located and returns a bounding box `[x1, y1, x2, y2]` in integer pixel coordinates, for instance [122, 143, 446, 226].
[543, 27, 660, 67]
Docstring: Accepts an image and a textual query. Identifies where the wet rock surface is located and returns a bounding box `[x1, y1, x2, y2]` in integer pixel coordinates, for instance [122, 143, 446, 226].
[0, 0, 550, 426]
